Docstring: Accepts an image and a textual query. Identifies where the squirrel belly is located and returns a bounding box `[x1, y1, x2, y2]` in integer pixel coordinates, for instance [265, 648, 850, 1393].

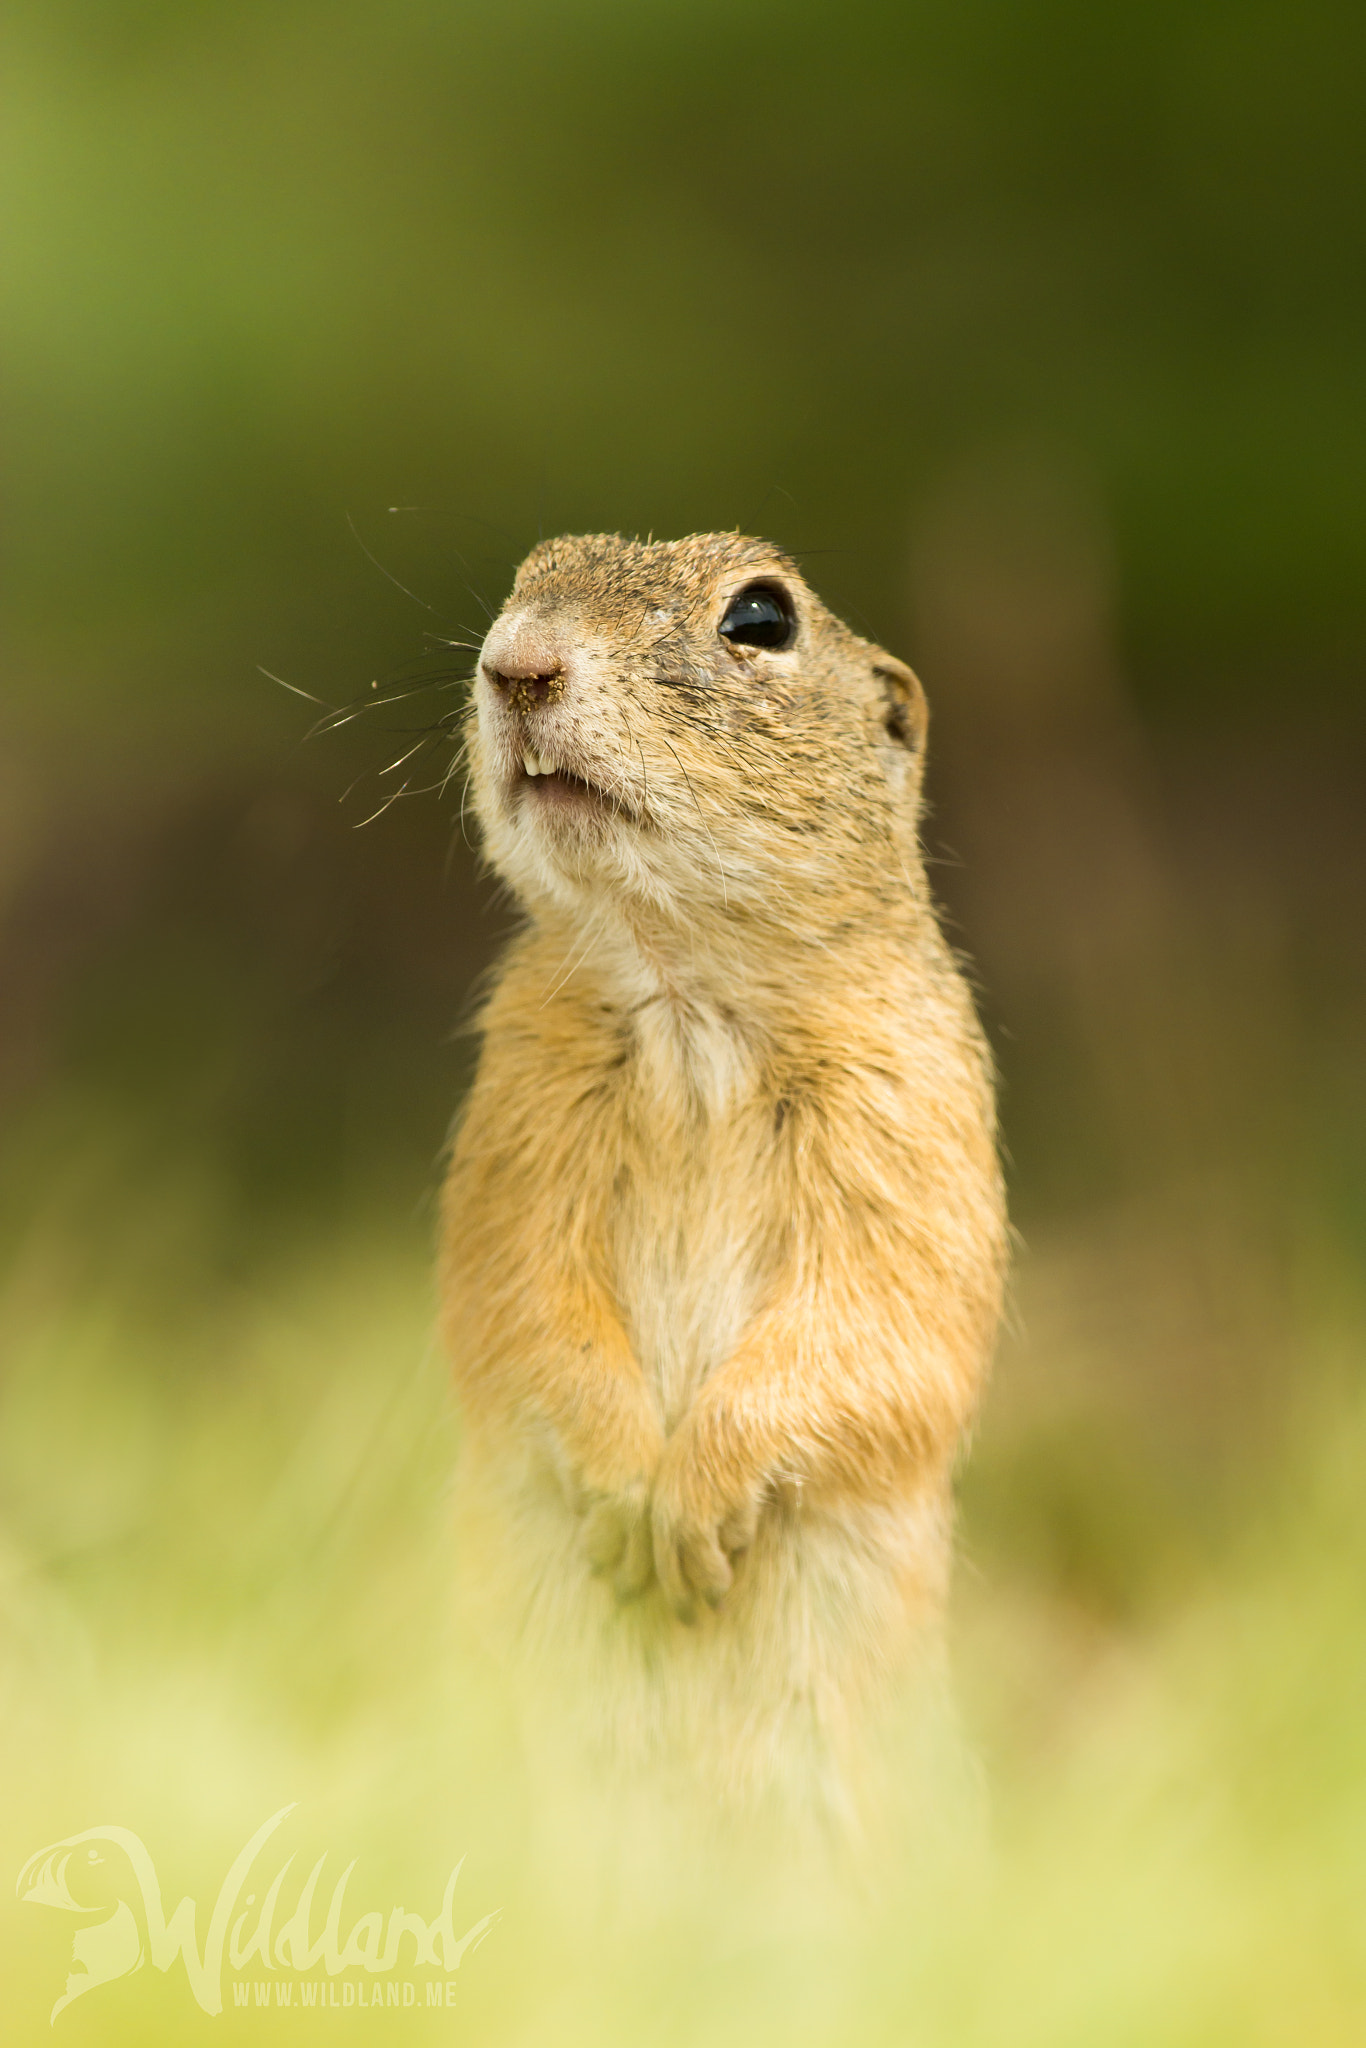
[437, 533, 1007, 1813]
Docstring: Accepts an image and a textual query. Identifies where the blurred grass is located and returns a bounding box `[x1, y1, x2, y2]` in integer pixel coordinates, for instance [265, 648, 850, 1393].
[1, 1134, 1365, 2043]
[3, 0, 1365, 2038]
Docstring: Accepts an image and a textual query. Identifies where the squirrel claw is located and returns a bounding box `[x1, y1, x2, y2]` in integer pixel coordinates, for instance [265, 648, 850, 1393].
[611, 1514, 655, 1601]
[653, 1512, 734, 1621]
[582, 1489, 655, 1600]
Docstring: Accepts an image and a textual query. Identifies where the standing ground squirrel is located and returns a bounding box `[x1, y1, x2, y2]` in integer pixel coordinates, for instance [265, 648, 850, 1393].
[438, 532, 1007, 1812]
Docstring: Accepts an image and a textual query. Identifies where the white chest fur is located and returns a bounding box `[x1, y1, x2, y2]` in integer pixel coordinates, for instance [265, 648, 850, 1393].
[610, 994, 768, 1431]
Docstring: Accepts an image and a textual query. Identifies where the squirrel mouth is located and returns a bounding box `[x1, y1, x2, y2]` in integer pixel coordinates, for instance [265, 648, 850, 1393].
[514, 746, 631, 819]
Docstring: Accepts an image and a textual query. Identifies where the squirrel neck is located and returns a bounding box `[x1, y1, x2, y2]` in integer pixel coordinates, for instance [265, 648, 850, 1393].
[526, 892, 930, 1120]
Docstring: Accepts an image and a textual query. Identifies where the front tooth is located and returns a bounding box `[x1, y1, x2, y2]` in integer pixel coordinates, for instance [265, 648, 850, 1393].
[522, 748, 540, 777]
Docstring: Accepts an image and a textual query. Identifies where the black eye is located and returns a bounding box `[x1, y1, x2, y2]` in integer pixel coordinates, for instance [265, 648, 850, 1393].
[718, 582, 795, 650]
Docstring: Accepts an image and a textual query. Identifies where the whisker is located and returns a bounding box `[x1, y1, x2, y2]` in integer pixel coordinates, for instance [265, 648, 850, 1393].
[618, 707, 649, 812]
[258, 665, 335, 709]
[346, 512, 442, 615]
[308, 678, 467, 738]
[421, 634, 483, 654]
[379, 735, 437, 777]
[539, 912, 605, 1009]
[659, 734, 729, 910]
[352, 780, 415, 828]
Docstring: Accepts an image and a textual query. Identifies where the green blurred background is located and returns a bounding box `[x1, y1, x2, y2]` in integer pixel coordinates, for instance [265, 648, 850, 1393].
[2, 1, 1364, 2041]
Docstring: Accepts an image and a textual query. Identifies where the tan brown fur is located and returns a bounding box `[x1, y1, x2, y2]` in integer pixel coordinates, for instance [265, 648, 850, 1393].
[438, 533, 1006, 1811]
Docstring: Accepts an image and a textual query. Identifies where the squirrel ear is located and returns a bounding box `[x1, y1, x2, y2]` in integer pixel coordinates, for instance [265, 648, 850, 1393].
[873, 656, 928, 753]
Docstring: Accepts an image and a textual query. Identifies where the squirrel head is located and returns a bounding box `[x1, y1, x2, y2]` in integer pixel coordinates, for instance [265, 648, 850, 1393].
[466, 532, 929, 935]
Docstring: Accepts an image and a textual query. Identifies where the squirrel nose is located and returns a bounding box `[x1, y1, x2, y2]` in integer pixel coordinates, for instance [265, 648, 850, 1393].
[484, 665, 564, 705]
[481, 617, 566, 706]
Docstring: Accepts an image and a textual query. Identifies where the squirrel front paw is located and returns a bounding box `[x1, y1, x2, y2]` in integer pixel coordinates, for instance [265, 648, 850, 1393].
[546, 1385, 664, 1601]
[650, 1433, 763, 1623]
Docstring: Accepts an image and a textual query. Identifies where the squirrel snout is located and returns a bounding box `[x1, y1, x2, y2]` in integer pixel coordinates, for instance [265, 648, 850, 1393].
[481, 617, 568, 708]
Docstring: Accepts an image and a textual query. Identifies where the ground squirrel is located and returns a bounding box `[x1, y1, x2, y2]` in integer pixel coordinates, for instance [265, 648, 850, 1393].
[438, 532, 1007, 1813]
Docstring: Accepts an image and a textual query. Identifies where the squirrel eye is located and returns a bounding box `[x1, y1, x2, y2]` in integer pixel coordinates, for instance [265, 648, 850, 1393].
[718, 583, 795, 651]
